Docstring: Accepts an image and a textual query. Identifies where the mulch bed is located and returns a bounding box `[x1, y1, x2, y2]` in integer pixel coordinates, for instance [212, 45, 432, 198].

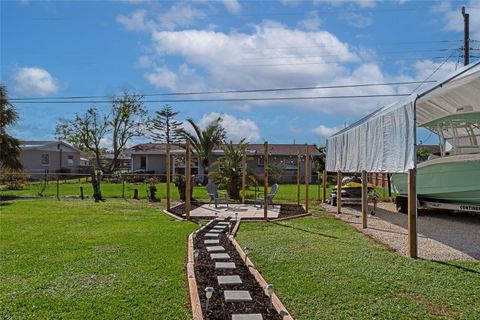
[194, 220, 282, 320]
[168, 201, 306, 220]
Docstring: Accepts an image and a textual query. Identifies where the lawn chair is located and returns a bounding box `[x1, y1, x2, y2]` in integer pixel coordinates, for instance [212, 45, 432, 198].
[207, 182, 229, 209]
[256, 184, 279, 208]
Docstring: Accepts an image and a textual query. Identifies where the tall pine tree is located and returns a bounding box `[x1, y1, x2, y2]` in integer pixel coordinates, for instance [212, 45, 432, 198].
[149, 105, 183, 144]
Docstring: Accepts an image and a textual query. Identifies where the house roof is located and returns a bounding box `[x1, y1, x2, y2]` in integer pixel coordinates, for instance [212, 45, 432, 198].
[20, 140, 81, 153]
[130, 143, 322, 156]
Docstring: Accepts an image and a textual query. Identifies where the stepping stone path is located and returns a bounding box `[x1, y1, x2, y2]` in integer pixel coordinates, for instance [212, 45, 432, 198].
[195, 219, 266, 319]
[215, 262, 236, 269]
[224, 290, 252, 302]
[206, 246, 225, 253]
[232, 314, 263, 320]
[217, 275, 242, 285]
[204, 233, 220, 238]
[210, 253, 230, 260]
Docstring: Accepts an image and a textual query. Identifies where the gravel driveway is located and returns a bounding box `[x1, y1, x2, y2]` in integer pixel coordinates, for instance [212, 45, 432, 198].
[322, 202, 480, 261]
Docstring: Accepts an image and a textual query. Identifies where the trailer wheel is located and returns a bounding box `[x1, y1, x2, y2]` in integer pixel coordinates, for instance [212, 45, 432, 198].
[395, 196, 408, 214]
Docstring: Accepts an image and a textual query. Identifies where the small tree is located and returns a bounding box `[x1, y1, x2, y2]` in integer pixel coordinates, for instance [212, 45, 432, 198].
[149, 105, 183, 144]
[0, 85, 22, 171]
[209, 139, 248, 200]
[108, 91, 147, 173]
[56, 91, 147, 173]
[56, 108, 109, 171]
[268, 161, 287, 184]
[177, 117, 226, 185]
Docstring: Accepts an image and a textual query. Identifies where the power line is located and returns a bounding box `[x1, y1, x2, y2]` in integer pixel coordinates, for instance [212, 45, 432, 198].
[11, 94, 410, 104]
[9, 80, 436, 102]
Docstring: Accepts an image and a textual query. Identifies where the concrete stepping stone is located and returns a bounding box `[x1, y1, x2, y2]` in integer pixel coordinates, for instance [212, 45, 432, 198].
[232, 314, 263, 320]
[217, 222, 230, 226]
[213, 225, 227, 229]
[210, 253, 230, 260]
[205, 233, 220, 238]
[217, 275, 242, 285]
[206, 246, 225, 253]
[209, 229, 223, 234]
[224, 290, 252, 302]
[204, 239, 220, 244]
[215, 262, 236, 269]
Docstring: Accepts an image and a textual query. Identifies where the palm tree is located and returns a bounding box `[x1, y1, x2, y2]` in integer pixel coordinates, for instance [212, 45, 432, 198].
[209, 139, 248, 200]
[0, 85, 22, 171]
[178, 117, 226, 185]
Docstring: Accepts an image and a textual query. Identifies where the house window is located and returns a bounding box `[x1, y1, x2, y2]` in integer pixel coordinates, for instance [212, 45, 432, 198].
[41, 154, 49, 166]
[257, 157, 264, 167]
[140, 156, 147, 169]
[67, 155, 74, 167]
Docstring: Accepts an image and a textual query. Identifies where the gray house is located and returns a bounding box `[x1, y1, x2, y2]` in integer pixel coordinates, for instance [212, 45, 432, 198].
[129, 143, 322, 183]
[19, 141, 82, 174]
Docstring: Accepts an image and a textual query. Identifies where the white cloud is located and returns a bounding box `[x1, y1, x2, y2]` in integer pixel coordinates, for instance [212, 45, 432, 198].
[341, 11, 373, 28]
[198, 112, 260, 143]
[314, 0, 376, 8]
[220, 0, 241, 13]
[159, 3, 207, 30]
[117, 9, 152, 31]
[145, 64, 206, 92]
[13, 67, 60, 96]
[312, 124, 341, 138]
[433, 1, 480, 40]
[298, 11, 322, 31]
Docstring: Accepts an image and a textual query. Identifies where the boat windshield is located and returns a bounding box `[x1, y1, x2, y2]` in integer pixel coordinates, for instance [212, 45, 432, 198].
[423, 112, 480, 156]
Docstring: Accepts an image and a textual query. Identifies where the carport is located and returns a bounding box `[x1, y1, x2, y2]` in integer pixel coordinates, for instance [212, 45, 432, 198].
[326, 61, 480, 258]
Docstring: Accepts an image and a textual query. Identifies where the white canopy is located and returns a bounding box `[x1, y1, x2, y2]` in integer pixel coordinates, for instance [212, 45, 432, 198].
[326, 61, 480, 173]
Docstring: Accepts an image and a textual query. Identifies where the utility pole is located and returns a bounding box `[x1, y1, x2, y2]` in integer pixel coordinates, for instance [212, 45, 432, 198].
[462, 6, 470, 66]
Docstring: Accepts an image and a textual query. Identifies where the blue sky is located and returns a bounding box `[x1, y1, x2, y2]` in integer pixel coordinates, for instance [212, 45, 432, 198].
[2, 0, 479, 147]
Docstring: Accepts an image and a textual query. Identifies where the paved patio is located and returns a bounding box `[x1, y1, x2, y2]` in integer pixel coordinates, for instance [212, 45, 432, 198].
[189, 203, 280, 219]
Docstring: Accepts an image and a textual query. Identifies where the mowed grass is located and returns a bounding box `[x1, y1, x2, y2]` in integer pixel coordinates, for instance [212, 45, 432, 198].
[236, 213, 480, 319]
[0, 200, 197, 319]
[0, 181, 336, 202]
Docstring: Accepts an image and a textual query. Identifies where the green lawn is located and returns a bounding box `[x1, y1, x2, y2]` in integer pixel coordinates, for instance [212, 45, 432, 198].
[0, 200, 197, 319]
[236, 213, 480, 319]
[1, 181, 337, 202]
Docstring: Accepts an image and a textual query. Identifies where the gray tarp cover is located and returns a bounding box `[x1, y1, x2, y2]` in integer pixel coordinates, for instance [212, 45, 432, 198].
[326, 62, 480, 173]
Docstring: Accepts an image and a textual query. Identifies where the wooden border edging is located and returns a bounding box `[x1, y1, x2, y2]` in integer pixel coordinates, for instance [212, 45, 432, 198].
[187, 233, 203, 320]
[186, 219, 216, 320]
[230, 219, 242, 237]
[229, 236, 294, 320]
[163, 209, 186, 221]
[272, 212, 311, 222]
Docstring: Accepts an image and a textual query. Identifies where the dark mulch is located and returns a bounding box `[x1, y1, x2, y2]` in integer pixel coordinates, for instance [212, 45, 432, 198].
[169, 201, 306, 220]
[168, 200, 206, 216]
[194, 221, 282, 320]
[278, 203, 305, 218]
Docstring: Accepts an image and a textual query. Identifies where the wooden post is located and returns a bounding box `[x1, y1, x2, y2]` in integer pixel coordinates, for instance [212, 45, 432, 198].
[242, 153, 246, 203]
[166, 143, 171, 210]
[336, 171, 342, 214]
[133, 188, 139, 200]
[80, 186, 84, 200]
[322, 170, 327, 203]
[56, 176, 60, 200]
[263, 141, 268, 220]
[361, 170, 368, 229]
[296, 154, 301, 205]
[122, 177, 125, 198]
[305, 146, 310, 213]
[185, 141, 191, 220]
[408, 169, 418, 258]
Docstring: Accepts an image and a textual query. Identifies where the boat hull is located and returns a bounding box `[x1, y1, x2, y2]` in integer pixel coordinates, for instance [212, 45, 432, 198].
[391, 155, 480, 204]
